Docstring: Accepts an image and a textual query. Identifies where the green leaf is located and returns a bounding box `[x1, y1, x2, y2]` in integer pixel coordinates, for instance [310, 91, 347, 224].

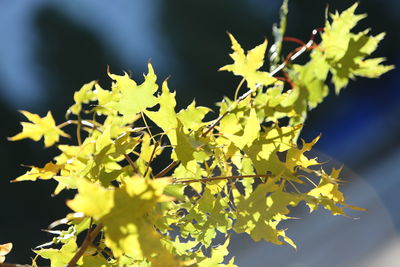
[173, 122, 201, 166]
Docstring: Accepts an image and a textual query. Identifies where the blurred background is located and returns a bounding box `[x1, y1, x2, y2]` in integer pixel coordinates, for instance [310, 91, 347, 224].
[0, 0, 399, 266]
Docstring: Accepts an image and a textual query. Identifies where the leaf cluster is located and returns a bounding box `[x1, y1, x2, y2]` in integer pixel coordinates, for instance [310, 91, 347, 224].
[7, 3, 392, 267]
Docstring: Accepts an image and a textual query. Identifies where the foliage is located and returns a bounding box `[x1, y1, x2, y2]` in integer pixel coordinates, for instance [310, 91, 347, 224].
[6, 3, 392, 266]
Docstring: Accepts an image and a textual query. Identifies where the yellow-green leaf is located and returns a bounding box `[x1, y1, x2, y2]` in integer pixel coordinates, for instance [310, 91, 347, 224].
[35, 238, 80, 267]
[177, 100, 211, 131]
[145, 80, 178, 145]
[219, 33, 276, 90]
[68, 80, 97, 115]
[13, 162, 60, 182]
[227, 108, 260, 150]
[110, 63, 159, 123]
[9, 111, 69, 147]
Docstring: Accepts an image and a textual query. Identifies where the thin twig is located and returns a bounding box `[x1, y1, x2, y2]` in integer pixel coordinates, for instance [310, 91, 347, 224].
[287, 180, 301, 194]
[0, 264, 44, 267]
[67, 223, 103, 267]
[144, 142, 159, 178]
[58, 119, 100, 129]
[298, 175, 318, 187]
[154, 161, 179, 178]
[233, 78, 245, 101]
[124, 154, 137, 173]
[140, 112, 155, 143]
[202, 87, 256, 138]
[76, 116, 82, 146]
[174, 174, 273, 184]
[283, 36, 306, 46]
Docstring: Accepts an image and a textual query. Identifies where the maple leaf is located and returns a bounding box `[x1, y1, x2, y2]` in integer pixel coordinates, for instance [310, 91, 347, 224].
[12, 162, 60, 182]
[291, 50, 330, 109]
[35, 238, 80, 267]
[219, 33, 276, 90]
[234, 181, 300, 248]
[243, 125, 302, 174]
[321, 3, 394, 93]
[177, 100, 211, 131]
[109, 63, 159, 123]
[197, 238, 236, 267]
[173, 121, 210, 167]
[67, 80, 97, 116]
[145, 80, 178, 145]
[306, 167, 365, 215]
[328, 31, 394, 93]
[226, 108, 260, 150]
[322, 3, 367, 61]
[92, 83, 121, 116]
[67, 177, 176, 264]
[9, 111, 69, 147]
[80, 254, 109, 267]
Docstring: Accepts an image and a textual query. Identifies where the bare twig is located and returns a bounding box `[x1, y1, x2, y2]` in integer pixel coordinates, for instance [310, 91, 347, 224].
[144, 142, 159, 178]
[76, 116, 82, 146]
[0, 264, 44, 267]
[233, 77, 245, 101]
[154, 161, 179, 178]
[124, 153, 137, 173]
[67, 223, 103, 267]
[174, 174, 273, 184]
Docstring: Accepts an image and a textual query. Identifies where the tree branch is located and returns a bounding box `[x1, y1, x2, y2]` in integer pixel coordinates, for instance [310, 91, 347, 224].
[174, 174, 273, 184]
[0, 264, 44, 267]
[67, 223, 103, 267]
[154, 161, 179, 178]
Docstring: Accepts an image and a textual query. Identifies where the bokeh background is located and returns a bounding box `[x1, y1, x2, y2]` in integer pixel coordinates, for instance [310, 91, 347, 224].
[0, 0, 399, 266]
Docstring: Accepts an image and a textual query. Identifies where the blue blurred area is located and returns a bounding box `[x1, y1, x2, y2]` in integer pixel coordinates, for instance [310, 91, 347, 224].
[0, 0, 399, 265]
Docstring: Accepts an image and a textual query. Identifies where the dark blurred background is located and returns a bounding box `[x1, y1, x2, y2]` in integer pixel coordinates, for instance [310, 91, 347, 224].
[0, 1, 399, 266]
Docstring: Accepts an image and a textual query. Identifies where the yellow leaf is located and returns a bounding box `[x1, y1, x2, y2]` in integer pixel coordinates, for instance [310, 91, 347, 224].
[109, 63, 159, 123]
[67, 176, 175, 262]
[67, 179, 114, 220]
[67, 80, 97, 115]
[219, 33, 276, 90]
[227, 108, 260, 150]
[9, 111, 69, 147]
[12, 162, 60, 182]
[145, 80, 178, 145]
